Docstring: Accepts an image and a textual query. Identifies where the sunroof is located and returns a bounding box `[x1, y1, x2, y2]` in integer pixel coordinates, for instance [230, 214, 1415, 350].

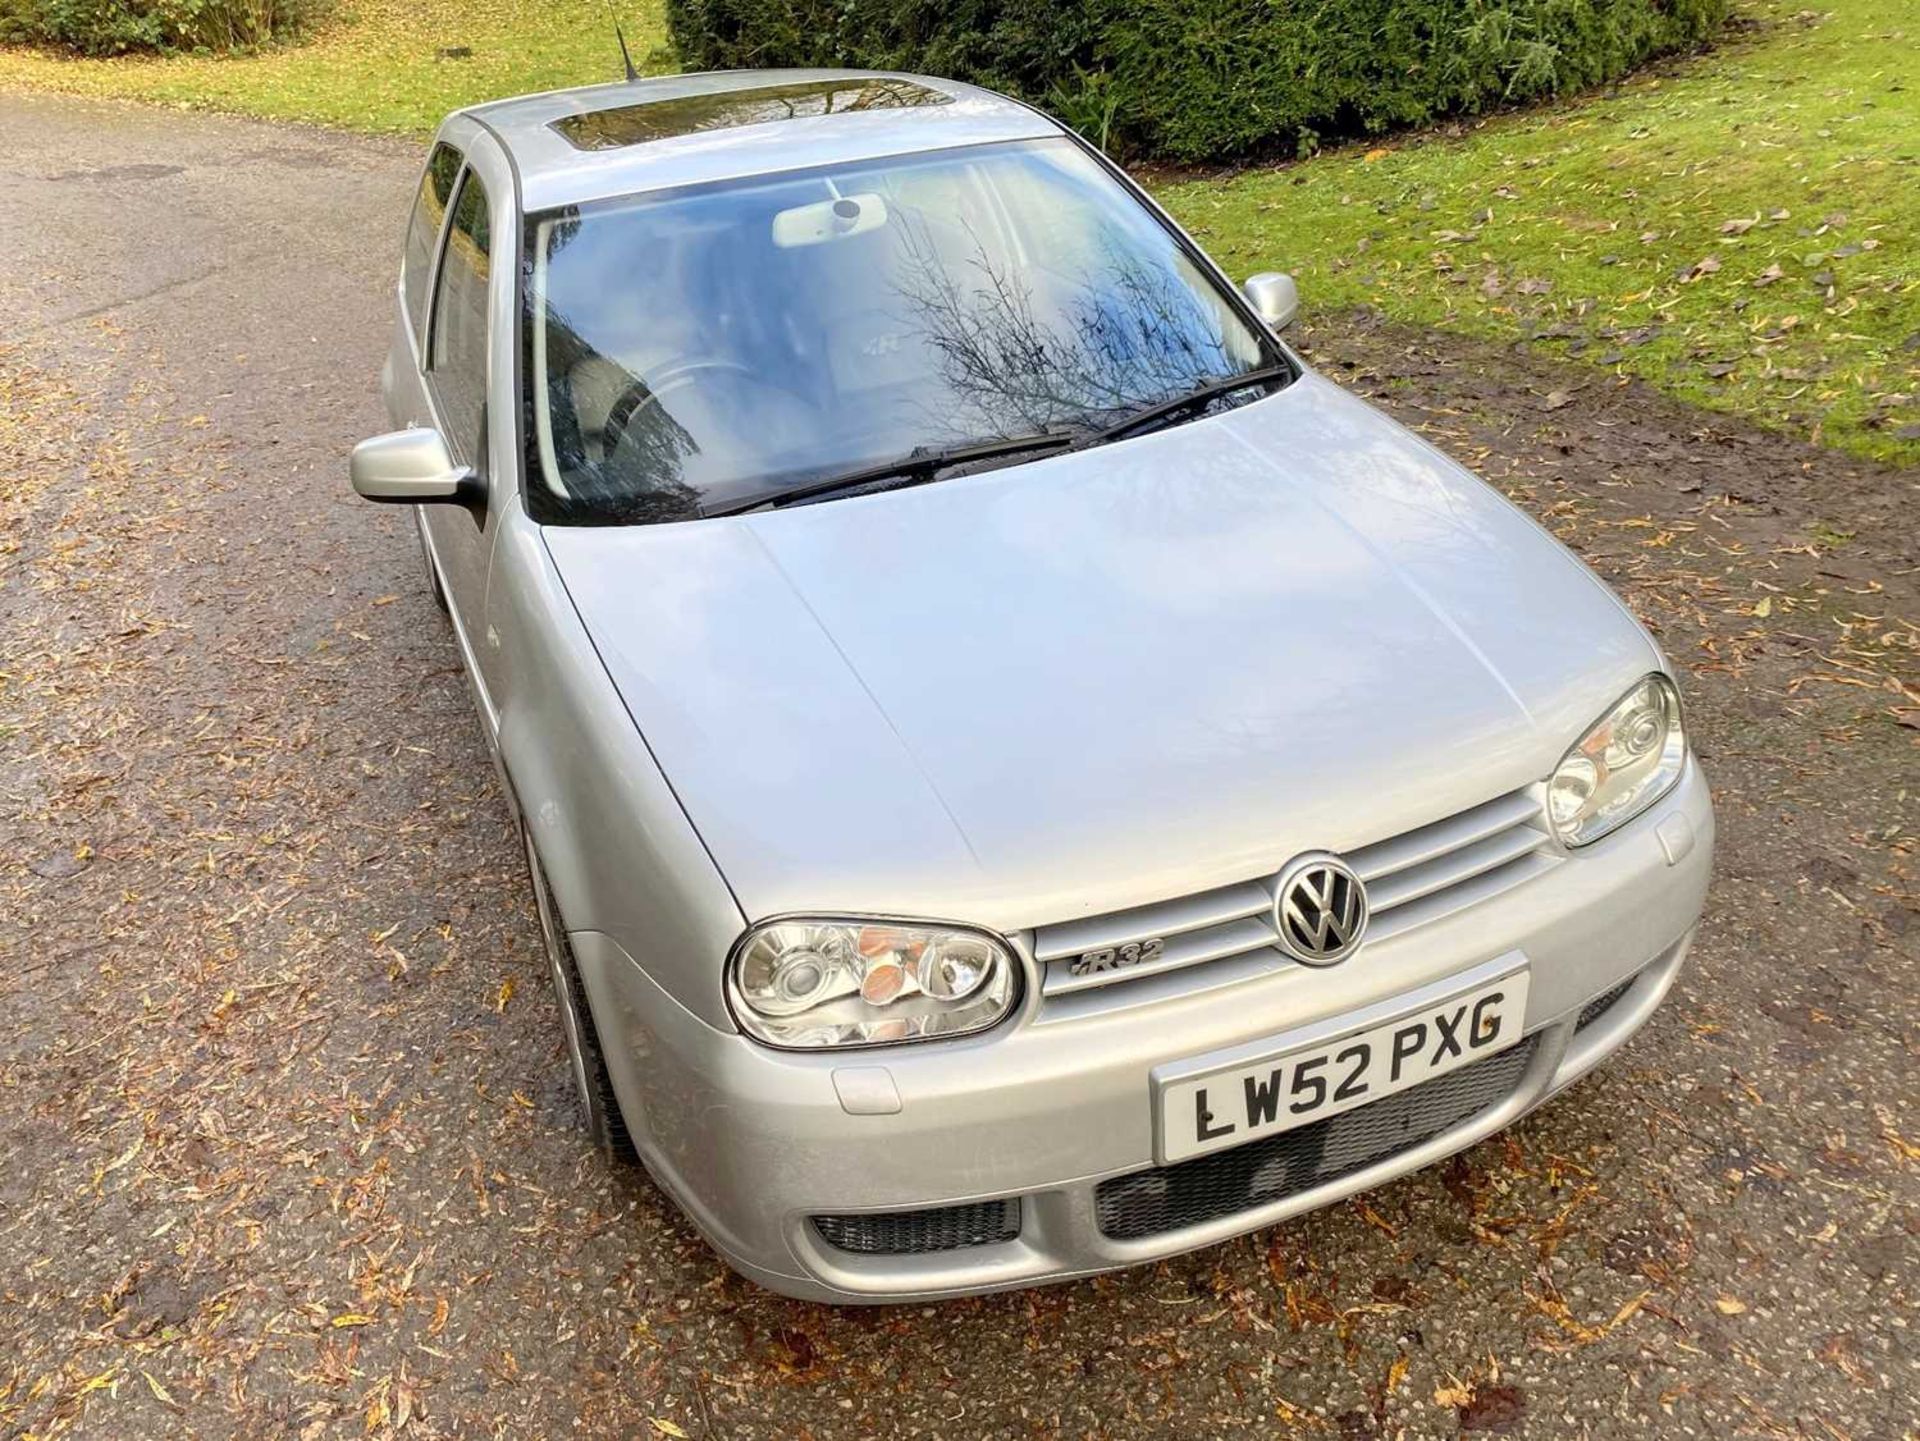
[550, 78, 954, 152]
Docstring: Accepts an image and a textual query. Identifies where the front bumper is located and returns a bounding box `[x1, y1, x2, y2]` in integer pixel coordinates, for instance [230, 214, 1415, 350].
[573, 759, 1713, 1303]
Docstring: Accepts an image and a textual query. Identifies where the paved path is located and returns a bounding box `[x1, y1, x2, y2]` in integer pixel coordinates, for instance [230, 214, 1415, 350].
[1, 90, 1914, 1440]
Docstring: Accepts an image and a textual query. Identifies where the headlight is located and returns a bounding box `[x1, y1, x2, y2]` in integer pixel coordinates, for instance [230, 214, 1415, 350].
[1547, 674, 1687, 847]
[727, 918, 1019, 1049]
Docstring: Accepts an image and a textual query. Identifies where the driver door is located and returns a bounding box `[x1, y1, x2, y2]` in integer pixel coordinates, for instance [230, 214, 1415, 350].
[416, 148, 509, 733]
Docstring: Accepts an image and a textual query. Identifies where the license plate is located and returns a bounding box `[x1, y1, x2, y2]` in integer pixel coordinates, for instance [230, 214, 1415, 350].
[1157, 972, 1530, 1164]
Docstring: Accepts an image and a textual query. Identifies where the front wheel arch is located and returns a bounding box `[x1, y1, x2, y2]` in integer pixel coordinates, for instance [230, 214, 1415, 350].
[520, 819, 639, 1164]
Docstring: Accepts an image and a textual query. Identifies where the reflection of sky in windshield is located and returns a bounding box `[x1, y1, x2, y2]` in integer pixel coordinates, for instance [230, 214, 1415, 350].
[524, 139, 1270, 524]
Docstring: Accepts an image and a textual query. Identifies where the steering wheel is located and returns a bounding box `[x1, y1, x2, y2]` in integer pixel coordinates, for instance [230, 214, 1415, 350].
[603, 358, 755, 451]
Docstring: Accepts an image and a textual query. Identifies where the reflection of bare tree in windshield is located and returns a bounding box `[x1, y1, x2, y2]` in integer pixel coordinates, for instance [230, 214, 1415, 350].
[534, 305, 704, 522]
[886, 216, 1246, 444]
[603, 385, 705, 522]
[521, 141, 1282, 525]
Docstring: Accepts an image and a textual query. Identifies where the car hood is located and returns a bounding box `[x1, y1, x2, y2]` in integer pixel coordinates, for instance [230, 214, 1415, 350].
[543, 373, 1659, 931]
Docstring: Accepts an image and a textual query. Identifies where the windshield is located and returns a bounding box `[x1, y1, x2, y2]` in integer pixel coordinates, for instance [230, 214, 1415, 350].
[522, 139, 1277, 524]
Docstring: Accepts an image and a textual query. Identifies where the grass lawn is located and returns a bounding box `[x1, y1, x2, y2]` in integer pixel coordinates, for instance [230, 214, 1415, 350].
[1, 0, 1913, 463]
[0, 0, 673, 134]
[1161, 0, 1919, 466]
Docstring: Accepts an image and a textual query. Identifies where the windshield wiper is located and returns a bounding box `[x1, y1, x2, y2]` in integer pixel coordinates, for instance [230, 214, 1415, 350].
[710, 430, 1083, 515]
[1082, 364, 1291, 449]
[706, 367, 1287, 517]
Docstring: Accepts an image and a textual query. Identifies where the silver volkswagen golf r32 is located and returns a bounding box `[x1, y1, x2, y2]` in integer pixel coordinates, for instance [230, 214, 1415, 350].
[352, 69, 1714, 1302]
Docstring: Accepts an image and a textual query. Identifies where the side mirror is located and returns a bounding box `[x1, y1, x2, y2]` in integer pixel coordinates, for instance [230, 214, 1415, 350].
[1242, 272, 1300, 332]
[350, 428, 476, 505]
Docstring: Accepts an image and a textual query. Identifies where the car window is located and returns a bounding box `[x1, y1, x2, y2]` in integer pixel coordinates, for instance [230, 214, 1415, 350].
[522, 139, 1274, 525]
[402, 143, 462, 328]
[428, 169, 492, 466]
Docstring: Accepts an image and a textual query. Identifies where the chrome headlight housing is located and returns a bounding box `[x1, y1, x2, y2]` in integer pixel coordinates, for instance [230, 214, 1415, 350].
[727, 918, 1020, 1049]
[1547, 674, 1687, 847]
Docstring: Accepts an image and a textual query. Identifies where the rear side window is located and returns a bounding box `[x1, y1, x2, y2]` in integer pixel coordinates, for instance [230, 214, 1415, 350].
[428, 171, 492, 464]
[402, 143, 462, 325]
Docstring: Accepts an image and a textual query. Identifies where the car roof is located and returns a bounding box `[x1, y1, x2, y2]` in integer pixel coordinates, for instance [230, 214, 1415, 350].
[461, 69, 1065, 213]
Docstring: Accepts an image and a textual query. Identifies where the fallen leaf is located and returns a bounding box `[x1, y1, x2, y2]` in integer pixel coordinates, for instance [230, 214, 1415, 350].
[770, 1326, 817, 1373]
[1714, 1296, 1748, 1316]
[1873, 1104, 1920, 1163]
[331, 1312, 376, 1328]
[1460, 1384, 1528, 1433]
[651, 1423, 689, 1439]
[142, 1372, 178, 1407]
[100, 1135, 144, 1179]
[1719, 215, 1759, 235]
[1752, 264, 1785, 287]
[1387, 1354, 1409, 1396]
[1435, 1378, 1475, 1408]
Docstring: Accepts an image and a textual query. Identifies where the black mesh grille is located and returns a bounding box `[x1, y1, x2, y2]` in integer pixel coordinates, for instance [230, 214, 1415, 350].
[1576, 977, 1634, 1031]
[811, 1199, 1020, 1256]
[1097, 1038, 1537, 1241]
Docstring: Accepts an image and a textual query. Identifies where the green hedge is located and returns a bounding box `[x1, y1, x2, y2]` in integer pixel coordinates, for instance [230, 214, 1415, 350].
[666, 0, 1728, 161]
[0, 0, 325, 54]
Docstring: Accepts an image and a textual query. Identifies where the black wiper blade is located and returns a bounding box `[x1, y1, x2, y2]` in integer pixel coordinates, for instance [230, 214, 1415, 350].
[711, 431, 1083, 516]
[1083, 364, 1290, 449]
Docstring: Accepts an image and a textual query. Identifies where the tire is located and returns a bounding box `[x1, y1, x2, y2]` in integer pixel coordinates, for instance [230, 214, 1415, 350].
[521, 824, 638, 1163]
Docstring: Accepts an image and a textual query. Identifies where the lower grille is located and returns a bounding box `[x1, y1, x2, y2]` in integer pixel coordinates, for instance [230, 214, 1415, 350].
[1576, 977, 1634, 1031]
[1096, 1038, 1537, 1241]
[811, 1199, 1020, 1256]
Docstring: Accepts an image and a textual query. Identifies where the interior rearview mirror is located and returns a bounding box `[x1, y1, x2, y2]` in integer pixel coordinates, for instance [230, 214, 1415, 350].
[350, 428, 476, 505]
[772, 192, 888, 249]
[1242, 272, 1300, 331]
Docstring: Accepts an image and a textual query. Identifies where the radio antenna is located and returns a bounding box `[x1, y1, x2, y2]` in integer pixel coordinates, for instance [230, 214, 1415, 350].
[602, 0, 638, 81]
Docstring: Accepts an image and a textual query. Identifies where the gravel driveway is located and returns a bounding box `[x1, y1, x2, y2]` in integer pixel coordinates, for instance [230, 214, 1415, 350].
[2, 91, 1914, 1440]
